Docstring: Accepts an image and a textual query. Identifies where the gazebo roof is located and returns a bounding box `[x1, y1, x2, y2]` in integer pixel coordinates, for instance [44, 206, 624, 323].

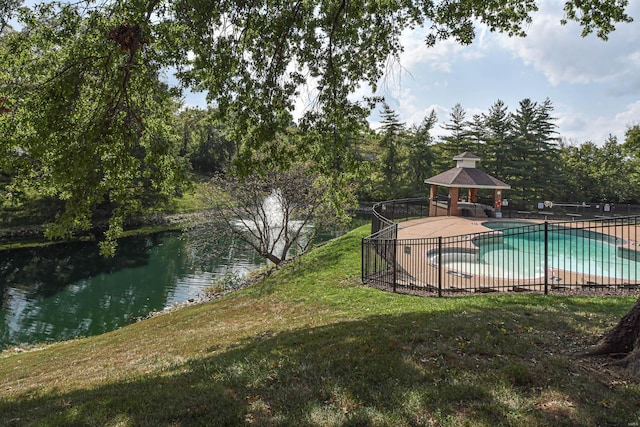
[424, 152, 511, 189]
[453, 151, 480, 160]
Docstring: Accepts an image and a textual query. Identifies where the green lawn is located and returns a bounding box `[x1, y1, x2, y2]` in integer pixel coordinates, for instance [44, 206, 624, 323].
[1, 226, 639, 426]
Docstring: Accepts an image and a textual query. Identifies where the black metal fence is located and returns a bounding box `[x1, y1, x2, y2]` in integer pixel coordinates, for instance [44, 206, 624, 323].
[363, 201, 640, 296]
[501, 201, 640, 221]
[371, 198, 432, 235]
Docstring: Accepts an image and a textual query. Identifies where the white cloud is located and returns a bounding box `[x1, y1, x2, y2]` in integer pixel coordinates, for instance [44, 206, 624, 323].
[495, 1, 640, 90]
[398, 97, 447, 132]
[372, 0, 640, 146]
[398, 31, 464, 73]
[611, 101, 640, 135]
[395, 24, 492, 76]
[556, 100, 640, 143]
[173, 0, 638, 149]
[607, 50, 640, 97]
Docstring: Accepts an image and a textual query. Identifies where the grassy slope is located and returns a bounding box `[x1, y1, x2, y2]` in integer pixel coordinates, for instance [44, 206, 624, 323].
[1, 226, 639, 426]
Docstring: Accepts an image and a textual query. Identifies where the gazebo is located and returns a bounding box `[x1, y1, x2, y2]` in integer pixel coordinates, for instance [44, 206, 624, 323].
[425, 152, 510, 218]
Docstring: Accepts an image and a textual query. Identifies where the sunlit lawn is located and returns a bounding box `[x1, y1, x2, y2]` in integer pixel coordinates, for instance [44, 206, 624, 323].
[1, 226, 639, 426]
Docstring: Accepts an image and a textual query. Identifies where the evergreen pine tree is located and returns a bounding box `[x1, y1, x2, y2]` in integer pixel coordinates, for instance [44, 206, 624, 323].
[405, 110, 437, 196]
[482, 100, 513, 183]
[378, 103, 406, 198]
[436, 103, 472, 169]
[511, 98, 561, 200]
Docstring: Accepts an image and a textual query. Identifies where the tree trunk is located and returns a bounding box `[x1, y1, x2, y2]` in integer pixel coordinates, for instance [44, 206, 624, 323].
[582, 298, 640, 372]
[263, 252, 282, 266]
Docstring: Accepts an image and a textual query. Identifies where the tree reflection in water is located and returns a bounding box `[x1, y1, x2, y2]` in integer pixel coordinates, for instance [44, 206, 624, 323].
[0, 232, 265, 348]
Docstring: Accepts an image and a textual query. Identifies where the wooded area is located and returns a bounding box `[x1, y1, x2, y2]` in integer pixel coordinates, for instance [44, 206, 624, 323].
[0, 0, 634, 250]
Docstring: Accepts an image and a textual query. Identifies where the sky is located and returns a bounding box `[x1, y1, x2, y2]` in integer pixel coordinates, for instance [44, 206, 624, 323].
[180, 1, 640, 145]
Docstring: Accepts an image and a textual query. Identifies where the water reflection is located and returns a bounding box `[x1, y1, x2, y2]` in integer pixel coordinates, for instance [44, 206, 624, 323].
[0, 232, 266, 348]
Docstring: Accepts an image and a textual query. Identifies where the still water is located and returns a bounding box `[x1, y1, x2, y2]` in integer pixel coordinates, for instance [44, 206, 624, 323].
[0, 231, 268, 348]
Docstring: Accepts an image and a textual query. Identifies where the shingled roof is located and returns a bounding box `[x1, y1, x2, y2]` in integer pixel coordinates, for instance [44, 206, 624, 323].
[425, 152, 510, 189]
[453, 151, 480, 160]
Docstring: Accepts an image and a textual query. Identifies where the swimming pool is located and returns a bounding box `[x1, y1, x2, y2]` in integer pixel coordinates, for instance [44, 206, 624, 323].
[439, 221, 640, 280]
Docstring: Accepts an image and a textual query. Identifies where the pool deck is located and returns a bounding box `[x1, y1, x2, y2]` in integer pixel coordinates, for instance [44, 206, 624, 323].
[388, 216, 640, 292]
[397, 217, 538, 239]
[398, 216, 640, 243]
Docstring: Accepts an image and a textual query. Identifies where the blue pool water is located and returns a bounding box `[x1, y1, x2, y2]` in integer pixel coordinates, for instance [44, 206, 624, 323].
[481, 220, 536, 230]
[441, 222, 640, 280]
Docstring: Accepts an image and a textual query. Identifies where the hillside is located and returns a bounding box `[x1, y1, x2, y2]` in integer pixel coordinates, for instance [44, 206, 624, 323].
[1, 226, 639, 426]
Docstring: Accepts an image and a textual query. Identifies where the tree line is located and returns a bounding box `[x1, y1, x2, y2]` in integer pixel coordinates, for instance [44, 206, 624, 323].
[1, 0, 632, 252]
[4, 96, 639, 217]
[359, 99, 640, 205]
[174, 97, 640, 208]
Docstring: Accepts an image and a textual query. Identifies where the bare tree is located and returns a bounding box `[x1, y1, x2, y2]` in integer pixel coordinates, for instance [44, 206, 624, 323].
[198, 164, 352, 266]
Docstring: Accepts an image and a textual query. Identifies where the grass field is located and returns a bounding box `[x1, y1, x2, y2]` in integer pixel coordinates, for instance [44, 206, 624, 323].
[1, 225, 639, 426]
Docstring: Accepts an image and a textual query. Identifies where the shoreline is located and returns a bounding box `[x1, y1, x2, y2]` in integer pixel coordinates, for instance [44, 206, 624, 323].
[0, 210, 213, 252]
[138, 253, 305, 321]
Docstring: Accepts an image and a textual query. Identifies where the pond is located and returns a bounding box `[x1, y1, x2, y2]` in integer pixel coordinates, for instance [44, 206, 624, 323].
[0, 230, 279, 349]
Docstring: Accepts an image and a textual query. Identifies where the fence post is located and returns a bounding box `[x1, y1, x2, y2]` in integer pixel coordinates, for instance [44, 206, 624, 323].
[390, 225, 396, 292]
[361, 237, 365, 284]
[438, 236, 443, 297]
[544, 221, 549, 295]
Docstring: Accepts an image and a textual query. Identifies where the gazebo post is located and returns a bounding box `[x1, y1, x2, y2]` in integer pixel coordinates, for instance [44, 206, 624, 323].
[494, 189, 503, 216]
[429, 184, 437, 216]
[468, 188, 478, 203]
[449, 187, 459, 216]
